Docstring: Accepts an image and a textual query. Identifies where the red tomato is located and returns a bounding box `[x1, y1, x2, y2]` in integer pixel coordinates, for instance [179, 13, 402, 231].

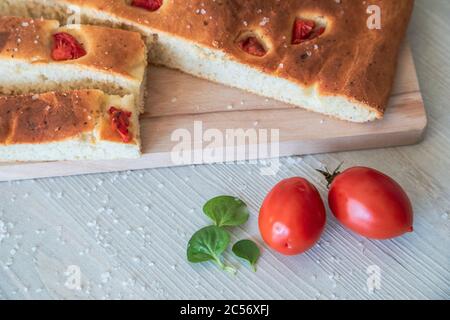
[327, 167, 413, 239]
[259, 178, 326, 255]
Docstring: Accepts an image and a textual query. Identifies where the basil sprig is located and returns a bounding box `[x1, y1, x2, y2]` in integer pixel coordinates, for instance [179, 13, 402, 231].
[232, 239, 261, 272]
[203, 196, 249, 227]
[187, 226, 236, 274]
[186, 196, 261, 274]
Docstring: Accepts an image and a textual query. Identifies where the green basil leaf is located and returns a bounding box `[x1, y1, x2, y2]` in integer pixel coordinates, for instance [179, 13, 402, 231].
[232, 239, 261, 272]
[187, 226, 235, 274]
[203, 196, 249, 227]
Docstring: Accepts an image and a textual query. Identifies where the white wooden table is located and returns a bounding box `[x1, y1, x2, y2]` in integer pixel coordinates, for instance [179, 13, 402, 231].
[0, 0, 448, 300]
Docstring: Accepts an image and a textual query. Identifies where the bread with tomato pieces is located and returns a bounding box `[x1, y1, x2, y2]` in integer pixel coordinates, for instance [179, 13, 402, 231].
[0, 16, 147, 112]
[0, 90, 141, 161]
[0, 0, 414, 122]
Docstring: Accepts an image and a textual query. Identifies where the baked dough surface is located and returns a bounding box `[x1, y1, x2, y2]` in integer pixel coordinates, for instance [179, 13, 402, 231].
[42, 0, 414, 116]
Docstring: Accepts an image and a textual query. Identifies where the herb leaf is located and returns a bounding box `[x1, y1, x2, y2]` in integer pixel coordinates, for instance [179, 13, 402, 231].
[232, 239, 261, 272]
[187, 226, 236, 274]
[203, 196, 249, 227]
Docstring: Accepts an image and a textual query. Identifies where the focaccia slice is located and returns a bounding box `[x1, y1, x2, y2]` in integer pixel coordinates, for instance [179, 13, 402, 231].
[0, 90, 141, 161]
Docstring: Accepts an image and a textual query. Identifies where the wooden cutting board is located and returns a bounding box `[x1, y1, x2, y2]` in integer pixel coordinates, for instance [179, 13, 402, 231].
[0, 43, 426, 181]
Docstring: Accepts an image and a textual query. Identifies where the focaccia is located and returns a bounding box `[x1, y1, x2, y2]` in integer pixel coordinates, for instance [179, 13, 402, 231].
[0, 15, 147, 110]
[0, 0, 414, 122]
[0, 90, 141, 161]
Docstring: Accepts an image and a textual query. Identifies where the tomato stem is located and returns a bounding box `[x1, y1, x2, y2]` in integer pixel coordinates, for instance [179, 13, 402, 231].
[316, 163, 344, 188]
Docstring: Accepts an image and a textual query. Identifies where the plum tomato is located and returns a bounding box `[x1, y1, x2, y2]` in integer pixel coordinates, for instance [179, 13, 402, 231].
[259, 177, 326, 255]
[323, 166, 414, 240]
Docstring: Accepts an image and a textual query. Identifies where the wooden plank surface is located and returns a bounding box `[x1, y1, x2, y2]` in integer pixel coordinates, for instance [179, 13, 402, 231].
[0, 43, 426, 181]
[0, 0, 448, 301]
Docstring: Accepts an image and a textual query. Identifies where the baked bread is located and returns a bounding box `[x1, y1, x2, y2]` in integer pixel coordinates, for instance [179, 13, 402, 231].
[0, 15, 148, 111]
[0, 0, 414, 122]
[0, 90, 141, 161]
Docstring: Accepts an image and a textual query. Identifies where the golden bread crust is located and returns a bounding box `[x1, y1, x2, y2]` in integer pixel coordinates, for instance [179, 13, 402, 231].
[0, 90, 101, 144]
[50, 0, 413, 116]
[0, 90, 138, 145]
[0, 16, 146, 80]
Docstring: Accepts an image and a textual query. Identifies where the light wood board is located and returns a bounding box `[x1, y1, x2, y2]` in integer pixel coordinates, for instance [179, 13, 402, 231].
[0, 43, 426, 181]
